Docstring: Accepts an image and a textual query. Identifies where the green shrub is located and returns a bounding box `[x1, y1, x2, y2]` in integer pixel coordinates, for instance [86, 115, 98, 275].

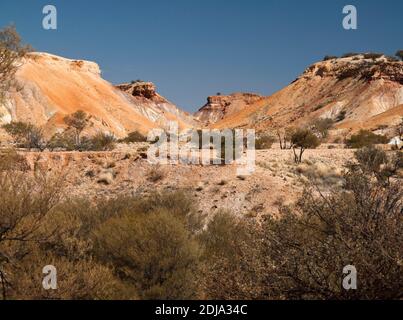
[199, 211, 264, 299]
[323, 55, 338, 61]
[47, 131, 76, 151]
[120, 130, 147, 143]
[351, 146, 402, 184]
[94, 207, 200, 299]
[342, 52, 359, 58]
[345, 130, 389, 148]
[87, 132, 116, 151]
[2, 121, 45, 150]
[363, 52, 383, 60]
[255, 134, 275, 150]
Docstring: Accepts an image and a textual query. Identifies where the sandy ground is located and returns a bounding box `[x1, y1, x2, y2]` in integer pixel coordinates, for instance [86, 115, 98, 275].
[15, 143, 357, 219]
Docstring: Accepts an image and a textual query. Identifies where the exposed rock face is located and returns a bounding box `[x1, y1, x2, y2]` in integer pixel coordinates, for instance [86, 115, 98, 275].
[301, 55, 403, 83]
[115, 81, 197, 129]
[0, 52, 195, 138]
[208, 55, 403, 135]
[116, 81, 158, 100]
[195, 93, 263, 125]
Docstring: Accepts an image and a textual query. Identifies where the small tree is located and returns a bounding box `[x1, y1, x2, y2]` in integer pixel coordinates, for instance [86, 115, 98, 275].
[0, 25, 30, 103]
[63, 110, 88, 146]
[276, 127, 293, 150]
[291, 128, 320, 163]
[395, 50, 403, 61]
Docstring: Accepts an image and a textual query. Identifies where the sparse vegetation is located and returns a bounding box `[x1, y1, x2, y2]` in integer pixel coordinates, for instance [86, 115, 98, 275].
[276, 127, 293, 150]
[130, 79, 143, 84]
[363, 52, 384, 60]
[345, 129, 389, 148]
[352, 146, 402, 185]
[146, 165, 165, 182]
[88, 132, 116, 151]
[342, 52, 359, 58]
[0, 145, 401, 300]
[120, 130, 147, 143]
[2, 121, 46, 150]
[47, 131, 76, 151]
[396, 50, 403, 61]
[335, 110, 346, 122]
[261, 161, 402, 299]
[323, 55, 338, 61]
[255, 134, 275, 150]
[310, 118, 333, 139]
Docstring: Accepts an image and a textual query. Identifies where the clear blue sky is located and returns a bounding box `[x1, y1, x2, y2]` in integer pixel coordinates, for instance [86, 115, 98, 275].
[1, 0, 402, 112]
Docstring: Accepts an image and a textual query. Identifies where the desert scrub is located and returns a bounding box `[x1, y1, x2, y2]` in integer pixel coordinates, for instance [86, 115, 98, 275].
[146, 165, 165, 182]
[345, 130, 389, 148]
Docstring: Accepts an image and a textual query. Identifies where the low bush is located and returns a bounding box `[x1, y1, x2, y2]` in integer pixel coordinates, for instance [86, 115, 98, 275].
[310, 118, 333, 139]
[345, 130, 389, 148]
[87, 132, 116, 151]
[47, 131, 76, 151]
[323, 55, 338, 61]
[363, 52, 383, 60]
[146, 165, 165, 182]
[2, 121, 46, 150]
[335, 110, 346, 122]
[342, 52, 359, 58]
[120, 130, 147, 143]
[255, 134, 275, 150]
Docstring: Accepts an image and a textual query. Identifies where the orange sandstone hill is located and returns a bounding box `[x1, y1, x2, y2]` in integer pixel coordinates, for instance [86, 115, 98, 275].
[198, 54, 403, 137]
[0, 52, 194, 138]
[1, 52, 402, 140]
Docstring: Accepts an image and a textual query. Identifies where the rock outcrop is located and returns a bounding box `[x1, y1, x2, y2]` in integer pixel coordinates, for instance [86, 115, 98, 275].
[115, 81, 196, 129]
[207, 54, 403, 136]
[195, 93, 263, 125]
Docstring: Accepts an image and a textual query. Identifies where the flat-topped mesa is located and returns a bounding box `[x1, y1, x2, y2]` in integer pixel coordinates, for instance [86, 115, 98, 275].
[195, 92, 263, 125]
[300, 54, 403, 83]
[27, 52, 102, 76]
